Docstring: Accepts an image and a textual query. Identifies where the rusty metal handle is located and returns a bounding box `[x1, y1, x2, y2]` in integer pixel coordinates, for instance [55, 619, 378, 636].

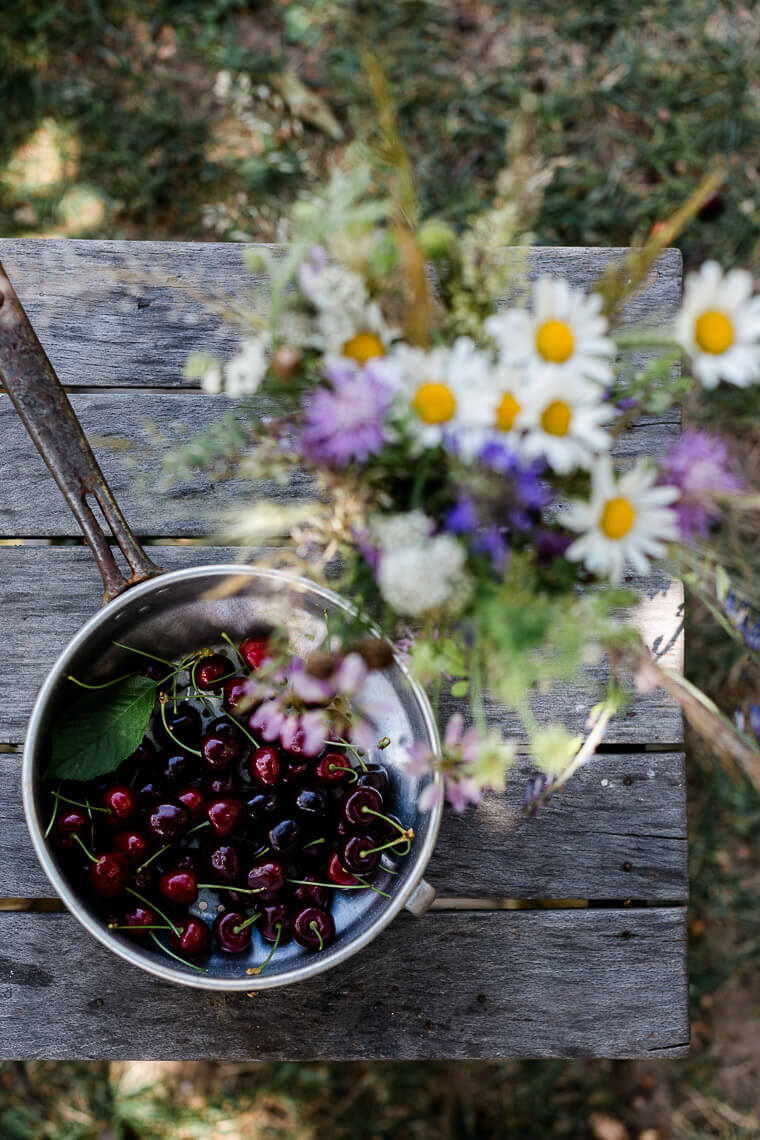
[0, 259, 163, 604]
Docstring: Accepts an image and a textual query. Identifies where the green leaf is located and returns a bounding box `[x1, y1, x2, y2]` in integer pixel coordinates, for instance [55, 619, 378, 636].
[450, 680, 469, 698]
[46, 675, 156, 782]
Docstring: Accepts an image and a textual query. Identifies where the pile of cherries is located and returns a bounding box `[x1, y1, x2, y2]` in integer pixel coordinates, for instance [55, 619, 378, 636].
[45, 633, 412, 976]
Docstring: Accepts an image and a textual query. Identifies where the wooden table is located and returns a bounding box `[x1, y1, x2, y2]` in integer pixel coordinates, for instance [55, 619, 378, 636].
[0, 239, 688, 1060]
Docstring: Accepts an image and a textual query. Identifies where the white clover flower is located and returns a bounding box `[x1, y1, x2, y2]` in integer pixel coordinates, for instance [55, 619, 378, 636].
[222, 334, 271, 398]
[675, 260, 760, 388]
[485, 277, 614, 386]
[516, 375, 613, 473]
[565, 456, 680, 582]
[378, 533, 469, 617]
[389, 337, 495, 454]
[371, 510, 434, 551]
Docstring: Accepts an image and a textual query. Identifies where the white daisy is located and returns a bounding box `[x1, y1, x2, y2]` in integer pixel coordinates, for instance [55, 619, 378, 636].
[565, 456, 680, 582]
[516, 375, 614, 473]
[297, 246, 396, 366]
[485, 277, 615, 386]
[390, 337, 495, 453]
[675, 260, 760, 388]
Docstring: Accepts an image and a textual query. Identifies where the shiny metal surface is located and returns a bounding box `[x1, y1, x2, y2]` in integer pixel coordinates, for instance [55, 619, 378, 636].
[23, 565, 442, 991]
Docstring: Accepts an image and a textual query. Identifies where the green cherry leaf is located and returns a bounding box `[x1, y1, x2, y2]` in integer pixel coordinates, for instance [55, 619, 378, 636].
[45, 675, 156, 782]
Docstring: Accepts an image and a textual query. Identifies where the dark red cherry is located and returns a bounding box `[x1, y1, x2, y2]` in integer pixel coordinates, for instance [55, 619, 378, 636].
[357, 762, 390, 797]
[176, 786, 205, 820]
[142, 663, 165, 682]
[213, 910, 252, 954]
[113, 829, 149, 865]
[268, 818, 302, 857]
[169, 916, 211, 957]
[53, 806, 88, 848]
[339, 834, 380, 875]
[292, 786, 329, 825]
[372, 812, 405, 844]
[284, 730, 309, 758]
[206, 796, 244, 838]
[282, 756, 309, 784]
[240, 635, 271, 671]
[201, 731, 240, 772]
[222, 677, 250, 714]
[208, 715, 241, 740]
[260, 903, 292, 944]
[207, 844, 240, 884]
[148, 801, 191, 843]
[246, 790, 280, 822]
[293, 906, 335, 951]
[196, 653, 232, 692]
[248, 745, 281, 787]
[119, 904, 157, 939]
[205, 774, 235, 797]
[159, 701, 202, 749]
[158, 868, 198, 906]
[173, 850, 198, 874]
[342, 786, 383, 829]
[247, 859, 286, 901]
[129, 867, 155, 895]
[326, 850, 360, 887]
[220, 887, 252, 912]
[101, 785, 137, 828]
[136, 779, 164, 808]
[292, 875, 329, 909]
[160, 750, 195, 786]
[118, 736, 156, 780]
[88, 851, 130, 898]
[314, 751, 350, 785]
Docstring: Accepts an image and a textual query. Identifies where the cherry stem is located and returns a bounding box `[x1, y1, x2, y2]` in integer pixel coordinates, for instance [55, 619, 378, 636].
[360, 807, 413, 840]
[66, 672, 139, 690]
[136, 820, 210, 874]
[159, 694, 202, 756]
[359, 835, 413, 858]
[288, 878, 368, 892]
[303, 837, 326, 849]
[328, 764, 358, 783]
[44, 795, 59, 839]
[189, 658, 216, 715]
[232, 911, 262, 935]
[125, 887, 181, 937]
[336, 738, 368, 772]
[252, 922, 282, 975]
[232, 716, 260, 750]
[356, 877, 391, 899]
[149, 931, 208, 974]
[221, 631, 247, 667]
[309, 921, 324, 951]
[196, 884, 264, 894]
[108, 923, 172, 931]
[71, 832, 97, 863]
[52, 791, 109, 813]
[113, 641, 174, 667]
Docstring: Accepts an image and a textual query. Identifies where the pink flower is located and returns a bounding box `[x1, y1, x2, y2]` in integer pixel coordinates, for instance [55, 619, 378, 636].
[444, 774, 481, 813]
[250, 700, 286, 741]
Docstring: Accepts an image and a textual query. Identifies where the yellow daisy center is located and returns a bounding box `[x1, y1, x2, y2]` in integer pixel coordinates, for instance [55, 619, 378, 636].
[412, 382, 457, 425]
[535, 319, 575, 363]
[496, 392, 521, 432]
[600, 496, 636, 540]
[540, 399, 573, 437]
[694, 310, 734, 355]
[342, 331, 386, 365]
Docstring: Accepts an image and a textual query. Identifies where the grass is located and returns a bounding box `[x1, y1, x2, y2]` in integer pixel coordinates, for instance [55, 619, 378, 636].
[2, 1, 760, 1136]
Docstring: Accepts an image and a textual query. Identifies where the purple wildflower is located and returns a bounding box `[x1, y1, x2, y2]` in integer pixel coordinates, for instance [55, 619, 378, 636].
[660, 429, 744, 539]
[445, 495, 479, 534]
[301, 358, 393, 466]
[534, 529, 573, 565]
[472, 526, 510, 573]
[297, 244, 329, 300]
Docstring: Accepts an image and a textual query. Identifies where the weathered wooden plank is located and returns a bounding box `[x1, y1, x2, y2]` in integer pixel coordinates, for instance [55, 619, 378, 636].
[0, 908, 689, 1059]
[0, 545, 683, 746]
[0, 239, 682, 390]
[0, 747, 686, 900]
[0, 391, 679, 537]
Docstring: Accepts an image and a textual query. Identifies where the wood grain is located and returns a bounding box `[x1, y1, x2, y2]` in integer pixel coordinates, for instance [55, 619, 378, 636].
[0, 908, 689, 1059]
[0, 544, 683, 746]
[0, 748, 686, 900]
[0, 240, 682, 389]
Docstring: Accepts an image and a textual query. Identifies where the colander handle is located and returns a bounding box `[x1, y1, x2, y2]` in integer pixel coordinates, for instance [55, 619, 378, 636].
[405, 878, 437, 916]
[0, 260, 163, 605]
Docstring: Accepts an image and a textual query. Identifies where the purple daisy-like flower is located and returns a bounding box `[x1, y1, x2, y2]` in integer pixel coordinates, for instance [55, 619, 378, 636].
[301, 358, 393, 466]
[660, 429, 744, 539]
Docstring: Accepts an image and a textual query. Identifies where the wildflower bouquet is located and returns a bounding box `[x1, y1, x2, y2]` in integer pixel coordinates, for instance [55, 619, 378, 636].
[176, 91, 760, 813]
